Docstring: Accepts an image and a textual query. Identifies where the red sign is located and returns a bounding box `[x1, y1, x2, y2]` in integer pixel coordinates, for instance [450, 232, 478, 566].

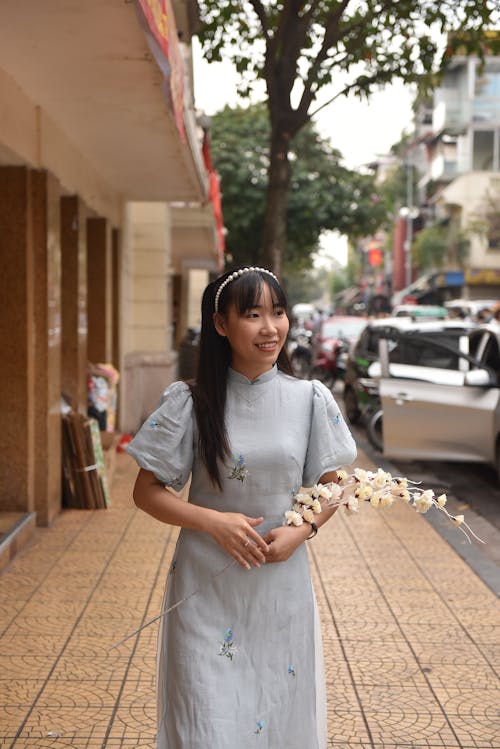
[138, 0, 185, 140]
[368, 248, 383, 266]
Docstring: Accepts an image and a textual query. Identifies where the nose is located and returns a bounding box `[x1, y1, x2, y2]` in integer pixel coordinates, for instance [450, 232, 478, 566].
[260, 314, 278, 335]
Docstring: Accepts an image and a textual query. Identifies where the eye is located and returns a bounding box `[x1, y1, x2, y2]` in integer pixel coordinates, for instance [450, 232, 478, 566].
[246, 311, 260, 318]
[274, 308, 286, 317]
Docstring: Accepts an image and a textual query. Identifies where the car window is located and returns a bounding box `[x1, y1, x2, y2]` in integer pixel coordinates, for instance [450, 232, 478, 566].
[482, 335, 500, 384]
[388, 331, 464, 370]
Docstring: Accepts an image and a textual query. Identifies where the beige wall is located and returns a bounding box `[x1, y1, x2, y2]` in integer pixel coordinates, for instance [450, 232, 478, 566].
[187, 268, 209, 329]
[121, 202, 177, 433]
[441, 172, 500, 270]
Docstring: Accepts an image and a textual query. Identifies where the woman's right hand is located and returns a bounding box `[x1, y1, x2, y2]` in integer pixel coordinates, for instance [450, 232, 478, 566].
[205, 512, 268, 569]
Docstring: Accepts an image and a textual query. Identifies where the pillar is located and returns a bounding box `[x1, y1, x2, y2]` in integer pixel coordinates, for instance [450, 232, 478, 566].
[31, 170, 62, 526]
[0, 167, 35, 514]
[112, 227, 121, 371]
[61, 196, 88, 414]
[87, 217, 113, 363]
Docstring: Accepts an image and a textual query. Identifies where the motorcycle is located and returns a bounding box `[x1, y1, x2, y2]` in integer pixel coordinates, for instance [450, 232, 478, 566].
[287, 327, 313, 378]
[309, 338, 349, 390]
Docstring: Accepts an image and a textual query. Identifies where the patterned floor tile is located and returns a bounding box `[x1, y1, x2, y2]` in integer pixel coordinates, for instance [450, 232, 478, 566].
[14, 707, 113, 739]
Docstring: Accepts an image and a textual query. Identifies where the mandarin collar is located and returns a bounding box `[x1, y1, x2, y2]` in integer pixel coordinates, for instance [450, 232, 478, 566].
[228, 364, 278, 386]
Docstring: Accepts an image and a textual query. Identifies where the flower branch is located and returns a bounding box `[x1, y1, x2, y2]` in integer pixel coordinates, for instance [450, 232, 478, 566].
[285, 468, 484, 544]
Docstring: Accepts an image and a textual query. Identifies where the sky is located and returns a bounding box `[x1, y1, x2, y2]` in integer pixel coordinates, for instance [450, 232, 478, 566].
[192, 40, 415, 266]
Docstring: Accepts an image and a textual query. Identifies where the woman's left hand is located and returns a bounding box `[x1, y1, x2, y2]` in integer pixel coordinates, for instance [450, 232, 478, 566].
[262, 524, 310, 563]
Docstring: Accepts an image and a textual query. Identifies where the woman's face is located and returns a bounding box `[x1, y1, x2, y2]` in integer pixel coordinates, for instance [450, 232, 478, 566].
[214, 283, 289, 380]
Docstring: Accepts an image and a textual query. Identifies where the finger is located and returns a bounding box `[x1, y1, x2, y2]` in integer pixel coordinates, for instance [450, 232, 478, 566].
[245, 516, 264, 527]
[240, 536, 265, 564]
[245, 542, 265, 566]
[245, 529, 269, 556]
[233, 551, 251, 570]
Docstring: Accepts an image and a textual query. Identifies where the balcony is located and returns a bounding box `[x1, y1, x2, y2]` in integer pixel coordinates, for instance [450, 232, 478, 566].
[433, 100, 470, 136]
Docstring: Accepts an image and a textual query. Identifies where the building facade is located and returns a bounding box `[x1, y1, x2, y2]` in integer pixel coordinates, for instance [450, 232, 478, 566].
[0, 0, 222, 543]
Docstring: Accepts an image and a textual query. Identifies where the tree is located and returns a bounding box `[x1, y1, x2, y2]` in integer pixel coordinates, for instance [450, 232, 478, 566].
[210, 103, 387, 271]
[412, 221, 470, 270]
[197, 1, 497, 276]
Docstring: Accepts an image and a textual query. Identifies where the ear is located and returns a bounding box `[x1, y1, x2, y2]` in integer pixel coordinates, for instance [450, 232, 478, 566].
[213, 312, 227, 337]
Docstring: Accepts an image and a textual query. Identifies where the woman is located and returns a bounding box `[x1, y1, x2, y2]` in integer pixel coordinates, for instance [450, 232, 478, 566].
[128, 266, 357, 749]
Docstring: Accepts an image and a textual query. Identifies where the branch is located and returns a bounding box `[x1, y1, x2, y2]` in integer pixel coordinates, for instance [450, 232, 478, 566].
[248, 0, 271, 40]
[297, 0, 400, 118]
[307, 66, 406, 120]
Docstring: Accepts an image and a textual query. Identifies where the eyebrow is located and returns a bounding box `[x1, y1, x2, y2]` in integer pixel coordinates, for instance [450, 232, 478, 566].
[248, 302, 284, 309]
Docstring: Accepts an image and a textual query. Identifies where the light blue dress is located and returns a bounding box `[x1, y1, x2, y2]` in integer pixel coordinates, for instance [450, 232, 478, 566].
[127, 365, 356, 749]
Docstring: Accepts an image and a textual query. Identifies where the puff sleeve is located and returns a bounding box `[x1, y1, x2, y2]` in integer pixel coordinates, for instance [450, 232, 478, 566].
[126, 381, 194, 492]
[302, 380, 357, 487]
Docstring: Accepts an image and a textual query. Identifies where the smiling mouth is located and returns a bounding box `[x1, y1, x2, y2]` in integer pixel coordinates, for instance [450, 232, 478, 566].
[256, 342, 278, 350]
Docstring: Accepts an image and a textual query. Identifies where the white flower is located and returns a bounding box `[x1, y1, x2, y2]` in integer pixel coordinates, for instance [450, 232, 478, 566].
[370, 493, 381, 508]
[293, 502, 302, 514]
[354, 468, 370, 482]
[310, 499, 322, 514]
[453, 514, 464, 526]
[295, 492, 312, 505]
[373, 468, 391, 489]
[336, 470, 348, 482]
[355, 485, 372, 500]
[437, 494, 447, 507]
[345, 495, 359, 513]
[285, 510, 303, 526]
[390, 484, 410, 501]
[314, 484, 333, 500]
[326, 483, 343, 502]
[380, 493, 394, 508]
[414, 493, 433, 513]
[302, 508, 315, 524]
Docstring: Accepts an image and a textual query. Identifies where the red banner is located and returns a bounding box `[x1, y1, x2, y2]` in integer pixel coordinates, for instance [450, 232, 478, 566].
[138, 0, 185, 140]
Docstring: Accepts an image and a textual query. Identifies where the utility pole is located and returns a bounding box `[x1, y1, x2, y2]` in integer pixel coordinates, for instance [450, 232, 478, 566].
[404, 153, 413, 288]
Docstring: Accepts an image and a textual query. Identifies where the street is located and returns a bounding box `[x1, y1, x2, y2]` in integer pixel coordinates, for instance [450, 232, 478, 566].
[349, 412, 500, 594]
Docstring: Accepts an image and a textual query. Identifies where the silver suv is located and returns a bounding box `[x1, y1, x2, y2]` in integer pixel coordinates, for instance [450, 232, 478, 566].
[375, 323, 500, 478]
[343, 317, 475, 428]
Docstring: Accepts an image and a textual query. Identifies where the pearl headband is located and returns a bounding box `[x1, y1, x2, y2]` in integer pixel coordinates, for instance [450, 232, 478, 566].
[214, 267, 279, 313]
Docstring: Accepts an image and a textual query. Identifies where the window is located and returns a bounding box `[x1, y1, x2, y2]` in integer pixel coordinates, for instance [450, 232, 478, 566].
[473, 130, 495, 170]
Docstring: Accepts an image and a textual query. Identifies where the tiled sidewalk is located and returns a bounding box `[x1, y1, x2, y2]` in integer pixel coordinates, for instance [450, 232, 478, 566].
[0, 451, 499, 749]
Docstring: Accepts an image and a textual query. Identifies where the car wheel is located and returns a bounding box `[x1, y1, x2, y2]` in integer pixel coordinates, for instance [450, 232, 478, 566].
[344, 387, 361, 424]
[367, 409, 383, 452]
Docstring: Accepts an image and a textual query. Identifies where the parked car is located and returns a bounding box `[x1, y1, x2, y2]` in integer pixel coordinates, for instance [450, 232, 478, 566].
[343, 317, 475, 431]
[392, 304, 447, 320]
[374, 323, 500, 478]
[444, 298, 498, 322]
[310, 315, 367, 388]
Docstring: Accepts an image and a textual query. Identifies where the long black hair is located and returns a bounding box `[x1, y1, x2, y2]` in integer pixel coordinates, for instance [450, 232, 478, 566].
[191, 267, 293, 490]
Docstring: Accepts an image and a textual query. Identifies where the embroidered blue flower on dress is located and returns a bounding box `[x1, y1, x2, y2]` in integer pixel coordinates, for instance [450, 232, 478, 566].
[227, 454, 249, 482]
[254, 720, 265, 734]
[288, 664, 296, 677]
[330, 413, 341, 425]
[166, 474, 184, 492]
[218, 628, 237, 659]
[147, 417, 160, 430]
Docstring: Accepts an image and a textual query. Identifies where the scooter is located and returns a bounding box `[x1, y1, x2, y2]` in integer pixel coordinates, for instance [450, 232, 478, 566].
[288, 327, 313, 378]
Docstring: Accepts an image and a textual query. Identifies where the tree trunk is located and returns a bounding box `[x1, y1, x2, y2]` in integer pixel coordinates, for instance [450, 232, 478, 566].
[261, 127, 291, 278]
